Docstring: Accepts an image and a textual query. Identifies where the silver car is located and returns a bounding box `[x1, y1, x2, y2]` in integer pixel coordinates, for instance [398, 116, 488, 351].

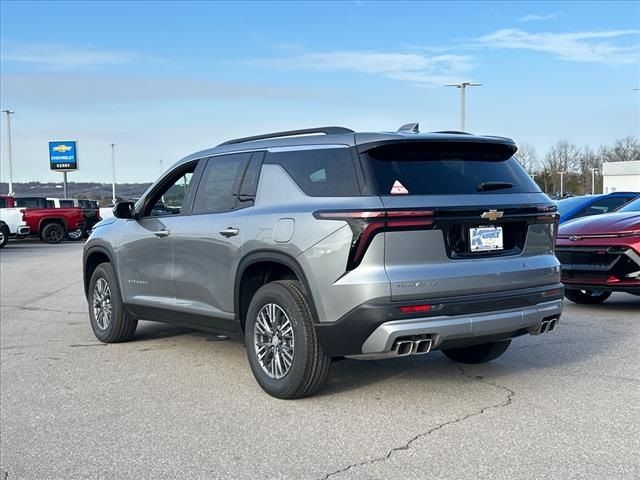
[83, 124, 563, 398]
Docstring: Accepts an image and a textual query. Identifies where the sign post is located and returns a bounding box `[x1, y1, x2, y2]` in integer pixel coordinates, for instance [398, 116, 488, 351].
[49, 141, 78, 198]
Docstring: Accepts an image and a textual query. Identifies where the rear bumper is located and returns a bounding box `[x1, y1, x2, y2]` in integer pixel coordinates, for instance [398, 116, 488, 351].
[16, 226, 30, 235]
[354, 299, 562, 359]
[315, 283, 564, 357]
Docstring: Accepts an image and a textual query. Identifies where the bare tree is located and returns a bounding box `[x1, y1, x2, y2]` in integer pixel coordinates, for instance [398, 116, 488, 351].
[578, 146, 601, 194]
[516, 143, 539, 173]
[541, 141, 581, 194]
[600, 137, 640, 163]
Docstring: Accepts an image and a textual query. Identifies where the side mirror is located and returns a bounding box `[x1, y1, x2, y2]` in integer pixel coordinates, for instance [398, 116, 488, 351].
[113, 201, 135, 219]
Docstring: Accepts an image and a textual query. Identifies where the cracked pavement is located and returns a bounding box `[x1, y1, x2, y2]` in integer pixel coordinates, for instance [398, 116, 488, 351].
[1, 241, 639, 479]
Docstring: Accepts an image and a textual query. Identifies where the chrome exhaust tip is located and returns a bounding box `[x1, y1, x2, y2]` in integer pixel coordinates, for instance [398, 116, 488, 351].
[395, 340, 414, 356]
[548, 319, 557, 332]
[413, 339, 432, 354]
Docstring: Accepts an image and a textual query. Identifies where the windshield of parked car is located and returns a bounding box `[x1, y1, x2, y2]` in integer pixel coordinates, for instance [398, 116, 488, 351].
[556, 196, 592, 216]
[616, 197, 640, 212]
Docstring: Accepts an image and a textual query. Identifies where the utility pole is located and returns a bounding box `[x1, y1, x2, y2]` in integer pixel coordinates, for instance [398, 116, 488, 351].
[445, 82, 482, 131]
[589, 168, 598, 195]
[2, 109, 15, 195]
[557, 171, 566, 197]
[111, 143, 117, 205]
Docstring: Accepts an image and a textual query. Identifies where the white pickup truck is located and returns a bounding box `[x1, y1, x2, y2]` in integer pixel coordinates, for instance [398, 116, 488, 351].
[0, 195, 30, 248]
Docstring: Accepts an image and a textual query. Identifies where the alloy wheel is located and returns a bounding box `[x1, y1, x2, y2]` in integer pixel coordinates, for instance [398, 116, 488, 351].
[92, 278, 112, 330]
[254, 303, 295, 379]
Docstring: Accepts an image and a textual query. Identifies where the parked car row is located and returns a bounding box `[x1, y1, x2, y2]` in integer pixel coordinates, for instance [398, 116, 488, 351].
[0, 195, 101, 248]
[555, 194, 640, 304]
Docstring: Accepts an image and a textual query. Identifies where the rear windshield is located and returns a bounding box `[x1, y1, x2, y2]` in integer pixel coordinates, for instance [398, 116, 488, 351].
[14, 198, 46, 208]
[366, 143, 540, 195]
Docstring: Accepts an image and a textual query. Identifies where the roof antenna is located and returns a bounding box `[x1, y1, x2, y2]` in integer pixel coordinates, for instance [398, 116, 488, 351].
[397, 123, 419, 133]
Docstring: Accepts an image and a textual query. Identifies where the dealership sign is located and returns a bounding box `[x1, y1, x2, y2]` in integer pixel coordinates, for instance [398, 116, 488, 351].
[49, 141, 78, 171]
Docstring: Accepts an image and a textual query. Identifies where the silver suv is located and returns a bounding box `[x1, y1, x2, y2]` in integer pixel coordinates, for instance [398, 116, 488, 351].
[83, 124, 563, 398]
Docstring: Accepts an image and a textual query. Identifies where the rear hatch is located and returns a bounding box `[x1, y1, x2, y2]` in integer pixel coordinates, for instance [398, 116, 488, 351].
[359, 139, 559, 300]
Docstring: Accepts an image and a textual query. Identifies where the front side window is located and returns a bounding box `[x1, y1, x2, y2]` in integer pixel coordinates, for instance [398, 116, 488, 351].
[0, 197, 6, 208]
[59, 200, 75, 208]
[144, 164, 197, 217]
[192, 153, 252, 214]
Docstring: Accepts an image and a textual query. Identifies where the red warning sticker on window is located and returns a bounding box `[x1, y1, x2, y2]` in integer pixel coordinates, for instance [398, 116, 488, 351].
[390, 180, 409, 195]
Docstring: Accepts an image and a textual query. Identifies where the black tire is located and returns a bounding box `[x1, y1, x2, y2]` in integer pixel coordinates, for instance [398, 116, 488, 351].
[0, 224, 9, 248]
[442, 340, 511, 364]
[564, 289, 612, 305]
[65, 227, 85, 241]
[88, 263, 137, 343]
[40, 222, 65, 244]
[244, 280, 330, 399]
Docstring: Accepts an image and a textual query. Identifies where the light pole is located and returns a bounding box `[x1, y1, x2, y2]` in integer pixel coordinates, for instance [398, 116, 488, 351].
[111, 143, 117, 205]
[2, 109, 15, 195]
[445, 82, 482, 131]
[557, 171, 566, 197]
[589, 168, 598, 194]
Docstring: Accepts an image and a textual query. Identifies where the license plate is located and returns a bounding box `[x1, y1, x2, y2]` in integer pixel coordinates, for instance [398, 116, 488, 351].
[470, 226, 504, 252]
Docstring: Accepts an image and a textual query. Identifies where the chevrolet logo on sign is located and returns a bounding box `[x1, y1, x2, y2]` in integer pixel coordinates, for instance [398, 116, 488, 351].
[481, 209, 504, 221]
[52, 144, 73, 153]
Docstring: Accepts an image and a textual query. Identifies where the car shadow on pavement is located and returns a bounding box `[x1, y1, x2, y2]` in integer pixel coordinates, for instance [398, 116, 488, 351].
[123, 302, 636, 397]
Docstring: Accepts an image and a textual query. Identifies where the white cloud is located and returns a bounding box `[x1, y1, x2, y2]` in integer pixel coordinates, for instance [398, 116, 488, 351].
[475, 28, 640, 64]
[1, 43, 139, 68]
[244, 50, 474, 86]
[518, 13, 561, 22]
[0, 74, 307, 103]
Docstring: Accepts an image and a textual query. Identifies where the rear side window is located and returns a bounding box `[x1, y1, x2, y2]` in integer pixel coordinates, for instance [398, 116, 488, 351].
[15, 198, 46, 208]
[59, 200, 75, 207]
[0, 198, 6, 208]
[266, 147, 360, 197]
[192, 153, 252, 214]
[365, 143, 540, 195]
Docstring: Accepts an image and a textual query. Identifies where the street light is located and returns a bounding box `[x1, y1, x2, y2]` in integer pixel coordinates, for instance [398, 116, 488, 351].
[589, 168, 598, 195]
[557, 171, 566, 197]
[2, 109, 15, 195]
[111, 143, 117, 205]
[445, 82, 482, 131]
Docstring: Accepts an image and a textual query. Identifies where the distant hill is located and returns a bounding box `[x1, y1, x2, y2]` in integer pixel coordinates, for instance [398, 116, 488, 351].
[0, 182, 152, 205]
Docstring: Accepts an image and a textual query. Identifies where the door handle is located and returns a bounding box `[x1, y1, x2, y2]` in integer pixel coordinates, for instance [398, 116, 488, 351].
[219, 227, 240, 238]
[153, 230, 170, 238]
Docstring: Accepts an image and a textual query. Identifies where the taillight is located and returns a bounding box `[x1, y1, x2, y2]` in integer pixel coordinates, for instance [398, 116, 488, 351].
[20, 209, 26, 221]
[536, 205, 558, 224]
[314, 209, 434, 270]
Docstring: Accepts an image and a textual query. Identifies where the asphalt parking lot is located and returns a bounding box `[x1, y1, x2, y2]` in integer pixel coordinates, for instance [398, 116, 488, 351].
[1, 241, 639, 480]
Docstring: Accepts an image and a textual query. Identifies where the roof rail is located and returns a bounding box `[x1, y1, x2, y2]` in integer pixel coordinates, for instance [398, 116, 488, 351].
[217, 126, 355, 147]
[431, 130, 472, 135]
[397, 123, 419, 133]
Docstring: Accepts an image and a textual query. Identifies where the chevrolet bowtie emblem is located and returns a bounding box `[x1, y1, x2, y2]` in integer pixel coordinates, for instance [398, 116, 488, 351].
[481, 209, 504, 221]
[569, 235, 582, 241]
[52, 144, 73, 153]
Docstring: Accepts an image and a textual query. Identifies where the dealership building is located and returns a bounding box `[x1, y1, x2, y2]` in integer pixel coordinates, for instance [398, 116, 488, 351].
[602, 161, 640, 193]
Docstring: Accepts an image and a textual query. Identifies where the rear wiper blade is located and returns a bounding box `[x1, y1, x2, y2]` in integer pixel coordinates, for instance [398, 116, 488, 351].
[477, 181, 515, 192]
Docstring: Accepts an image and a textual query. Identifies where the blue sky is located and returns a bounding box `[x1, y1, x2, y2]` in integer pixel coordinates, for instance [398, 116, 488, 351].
[1, 0, 639, 183]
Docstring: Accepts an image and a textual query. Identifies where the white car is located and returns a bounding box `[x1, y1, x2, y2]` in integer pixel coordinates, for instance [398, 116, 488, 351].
[0, 196, 30, 248]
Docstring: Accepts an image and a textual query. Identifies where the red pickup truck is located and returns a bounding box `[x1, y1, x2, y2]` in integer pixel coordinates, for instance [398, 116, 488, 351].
[13, 197, 86, 244]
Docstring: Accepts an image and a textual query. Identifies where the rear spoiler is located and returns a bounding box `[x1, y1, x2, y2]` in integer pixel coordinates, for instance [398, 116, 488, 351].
[358, 139, 518, 161]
